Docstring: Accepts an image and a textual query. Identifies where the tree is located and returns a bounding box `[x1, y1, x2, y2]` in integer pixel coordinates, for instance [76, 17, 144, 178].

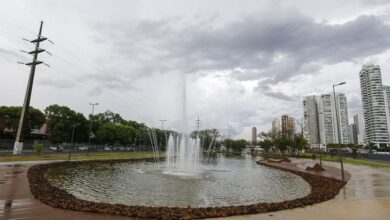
[96, 124, 135, 145]
[348, 144, 359, 158]
[258, 131, 272, 141]
[294, 135, 309, 155]
[223, 138, 247, 152]
[191, 129, 219, 149]
[0, 106, 45, 137]
[45, 104, 89, 144]
[259, 139, 273, 153]
[274, 138, 290, 154]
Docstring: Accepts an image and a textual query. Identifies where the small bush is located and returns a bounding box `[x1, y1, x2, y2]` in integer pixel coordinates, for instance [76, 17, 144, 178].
[33, 144, 44, 155]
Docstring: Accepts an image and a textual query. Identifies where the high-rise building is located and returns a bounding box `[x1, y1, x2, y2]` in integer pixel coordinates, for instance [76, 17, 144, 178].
[303, 95, 320, 145]
[317, 93, 351, 145]
[271, 117, 281, 140]
[349, 123, 358, 145]
[359, 64, 390, 148]
[251, 127, 257, 145]
[353, 114, 365, 145]
[384, 86, 390, 138]
[281, 115, 295, 140]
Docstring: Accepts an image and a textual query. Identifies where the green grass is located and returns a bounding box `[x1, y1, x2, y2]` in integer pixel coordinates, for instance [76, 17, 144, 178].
[318, 155, 390, 168]
[0, 152, 158, 162]
[255, 152, 390, 168]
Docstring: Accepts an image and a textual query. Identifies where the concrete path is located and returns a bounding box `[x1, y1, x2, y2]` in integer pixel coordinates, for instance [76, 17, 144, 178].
[219, 159, 390, 220]
[1, 159, 389, 219]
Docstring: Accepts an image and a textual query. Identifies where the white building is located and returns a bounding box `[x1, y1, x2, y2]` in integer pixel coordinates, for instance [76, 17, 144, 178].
[353, 114, 365, 145]
[317, 93, 351, 145]
[303, 95, 320, 145]
[384, 86, 390, 139]
[359, 64, 390, 148]
[251, 127, 257, 145]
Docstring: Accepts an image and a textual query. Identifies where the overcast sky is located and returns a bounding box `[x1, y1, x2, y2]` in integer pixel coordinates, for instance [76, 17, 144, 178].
[1, 0, 390, 140]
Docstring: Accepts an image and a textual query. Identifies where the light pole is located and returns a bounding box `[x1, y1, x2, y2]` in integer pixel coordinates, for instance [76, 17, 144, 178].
[88, 103, 99, 144]
[88, 103, 99, 155]
[317, 112, 324, 166]
[333, 82, 346, 181]
[159, 119, 167, 149]
[69, 123, 78, 161]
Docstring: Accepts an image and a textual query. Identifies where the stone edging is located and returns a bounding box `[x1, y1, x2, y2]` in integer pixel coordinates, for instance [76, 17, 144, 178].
[27, 158, 346, 219]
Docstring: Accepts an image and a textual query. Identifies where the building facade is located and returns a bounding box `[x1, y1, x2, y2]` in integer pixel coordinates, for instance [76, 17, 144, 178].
[251, 127, 257, 145]
[271, 117, 281, 140]
[353, 114, 365, 145]
[359, 64, 390, 148]
[303, 95, 320, 145]
[315, 93, 351, 145]
[384, 86, 390, 139]
[281, 115, 295, 140]
[349, 123, 358, 145]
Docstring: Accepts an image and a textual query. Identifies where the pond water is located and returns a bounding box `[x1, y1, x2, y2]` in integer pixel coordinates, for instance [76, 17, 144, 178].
[47, 154, 311, 208]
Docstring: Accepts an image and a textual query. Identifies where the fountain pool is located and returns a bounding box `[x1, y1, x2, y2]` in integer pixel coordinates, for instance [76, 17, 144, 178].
[47, 155, 311, 208]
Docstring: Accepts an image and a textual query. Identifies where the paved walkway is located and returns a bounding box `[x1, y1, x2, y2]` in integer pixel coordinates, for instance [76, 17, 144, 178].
[0, 163, 125, 220]
[1, 159, 389, 219]
[219, 159, 390, 220]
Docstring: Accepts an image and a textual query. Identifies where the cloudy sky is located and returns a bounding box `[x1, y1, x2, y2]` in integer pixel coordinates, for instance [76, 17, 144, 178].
[1, 0, 390, 139]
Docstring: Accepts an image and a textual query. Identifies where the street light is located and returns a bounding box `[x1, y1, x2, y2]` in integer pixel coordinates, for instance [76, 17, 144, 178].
[69, 123, 79, 161]
[88, 103, 99, 144]
[333, 82, 346, 181]
[88, 103, 99, 155]
[317, 112, 323, 166]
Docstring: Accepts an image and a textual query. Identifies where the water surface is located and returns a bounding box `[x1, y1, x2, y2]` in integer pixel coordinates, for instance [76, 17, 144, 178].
[47, 155, 311, 207]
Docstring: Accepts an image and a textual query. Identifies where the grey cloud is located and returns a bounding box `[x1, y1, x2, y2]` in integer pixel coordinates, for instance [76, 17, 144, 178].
[37, 77, 77, 88]
[0, 47, 26, 61]
[92, 10, 390, 94]
[263, 91, 296, 102]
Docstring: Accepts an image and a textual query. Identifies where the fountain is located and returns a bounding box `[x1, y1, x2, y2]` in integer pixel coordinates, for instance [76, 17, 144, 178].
[46, 72, 312, 208]
[165, 133, 202, 176]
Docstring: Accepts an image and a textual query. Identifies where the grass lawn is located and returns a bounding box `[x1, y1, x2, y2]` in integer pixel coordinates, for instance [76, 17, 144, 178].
[257, 152, 390, 168]
[319, 155, 390, 168]
[0, 152, 158, 162]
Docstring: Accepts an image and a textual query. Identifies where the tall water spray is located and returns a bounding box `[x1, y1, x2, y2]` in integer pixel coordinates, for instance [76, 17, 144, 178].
[164, 73, 202, 175]
[165, 134, 201, 174]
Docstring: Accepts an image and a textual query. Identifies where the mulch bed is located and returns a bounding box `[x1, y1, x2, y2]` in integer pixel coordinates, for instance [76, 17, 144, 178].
[27, 158, 346, 220]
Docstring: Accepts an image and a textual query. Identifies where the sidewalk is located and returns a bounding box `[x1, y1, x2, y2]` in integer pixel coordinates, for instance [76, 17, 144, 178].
[0, 164, 128, 220]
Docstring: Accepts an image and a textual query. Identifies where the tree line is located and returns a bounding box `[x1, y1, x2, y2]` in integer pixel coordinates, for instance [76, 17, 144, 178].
[0, 105, 167, 147]
[257, 131, 309, 155]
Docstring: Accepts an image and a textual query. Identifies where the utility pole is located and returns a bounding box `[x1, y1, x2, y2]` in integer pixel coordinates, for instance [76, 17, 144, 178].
[195, 116, 201, 134]
[333, 82, 346, 182]
[159, 119, 166, 130]
[13, 21, 47, 155]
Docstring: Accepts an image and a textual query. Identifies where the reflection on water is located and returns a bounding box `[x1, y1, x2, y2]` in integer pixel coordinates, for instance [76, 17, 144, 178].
[47, 154, 311, 208]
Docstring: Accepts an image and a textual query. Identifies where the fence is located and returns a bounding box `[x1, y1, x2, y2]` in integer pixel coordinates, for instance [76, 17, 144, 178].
[0, 139, 159, 155]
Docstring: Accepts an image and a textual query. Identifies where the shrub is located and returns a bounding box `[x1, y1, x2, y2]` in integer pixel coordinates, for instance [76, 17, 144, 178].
[33, 144, 44, 155]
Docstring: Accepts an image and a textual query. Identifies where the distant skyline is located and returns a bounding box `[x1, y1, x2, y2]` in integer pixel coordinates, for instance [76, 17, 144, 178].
[1, 0, 390, 140]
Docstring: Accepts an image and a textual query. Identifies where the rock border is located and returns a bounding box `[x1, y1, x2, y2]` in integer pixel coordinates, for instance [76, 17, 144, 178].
[27, 158, 346, 219]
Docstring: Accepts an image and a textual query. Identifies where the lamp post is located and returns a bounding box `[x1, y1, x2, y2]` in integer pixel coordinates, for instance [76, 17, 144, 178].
[69, 123, 79, 161]
[333, 82, 346, 181]
[317, 112, 324, 166]
[88, 103, 99, 155]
